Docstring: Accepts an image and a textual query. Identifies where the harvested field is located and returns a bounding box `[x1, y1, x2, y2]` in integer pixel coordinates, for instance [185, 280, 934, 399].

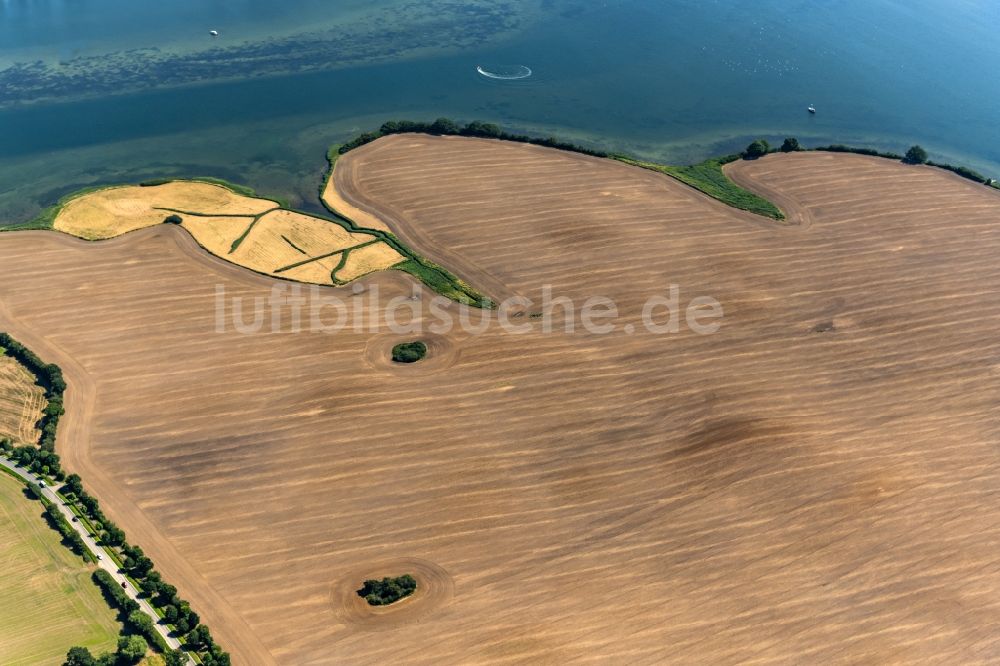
[229, 209, 379, 283]
[0, 473, 120, 665]
[1, 138, 1000, 664]
[53, 183, 401, 287]
[333, 242, 405, 282]
[251, 209, 373, 258]
[181, 215, 258, 258]
[322, 161, 391, 233]
[0, 350, 46, 445]
[54, 182, 278, 240]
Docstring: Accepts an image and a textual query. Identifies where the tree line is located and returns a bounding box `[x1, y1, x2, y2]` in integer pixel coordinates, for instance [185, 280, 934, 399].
[0, 331, 65, 452]
[738, 139, 993, 185]
[338, 118, 609, 158]
[332, 120, 995, 189]
[0, 332, 228, 666]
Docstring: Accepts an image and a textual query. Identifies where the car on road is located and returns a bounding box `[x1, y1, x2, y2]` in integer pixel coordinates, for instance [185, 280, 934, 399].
[38, 481, 45, 488]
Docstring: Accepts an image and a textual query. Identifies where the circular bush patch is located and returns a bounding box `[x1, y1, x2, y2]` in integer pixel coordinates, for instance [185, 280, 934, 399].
[356, 574, 417, 606]
[391, 341, 427, 363]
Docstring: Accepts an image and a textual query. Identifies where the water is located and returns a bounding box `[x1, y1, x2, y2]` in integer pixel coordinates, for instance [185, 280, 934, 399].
[1, 0, 998, 224]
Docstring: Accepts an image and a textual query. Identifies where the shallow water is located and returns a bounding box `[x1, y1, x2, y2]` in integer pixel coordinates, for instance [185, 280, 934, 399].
[1, 0, 998, 223]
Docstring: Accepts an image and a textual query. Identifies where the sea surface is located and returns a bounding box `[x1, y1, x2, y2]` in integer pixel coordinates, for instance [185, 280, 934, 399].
[1, 0, 998, 223]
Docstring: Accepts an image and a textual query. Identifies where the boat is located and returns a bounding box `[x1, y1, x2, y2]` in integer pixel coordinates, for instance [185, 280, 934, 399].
[209, 30, 219, 37]
[807, 105, 817, 114]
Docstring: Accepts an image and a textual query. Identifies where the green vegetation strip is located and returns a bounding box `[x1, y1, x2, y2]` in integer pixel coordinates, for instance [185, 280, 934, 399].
[615, 155, 786, 220]
[329, 247, 353, 284]
[152, 207, 276, 219]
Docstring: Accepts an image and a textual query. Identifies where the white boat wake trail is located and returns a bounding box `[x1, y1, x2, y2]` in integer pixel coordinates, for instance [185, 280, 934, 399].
[476, 64, 532, 80]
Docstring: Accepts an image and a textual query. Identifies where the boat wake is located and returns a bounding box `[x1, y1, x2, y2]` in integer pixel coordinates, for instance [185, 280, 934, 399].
[476, 64, 532, 80]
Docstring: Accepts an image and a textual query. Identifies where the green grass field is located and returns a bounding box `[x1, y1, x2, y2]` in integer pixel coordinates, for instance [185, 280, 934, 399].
[0, 473, 120, 665]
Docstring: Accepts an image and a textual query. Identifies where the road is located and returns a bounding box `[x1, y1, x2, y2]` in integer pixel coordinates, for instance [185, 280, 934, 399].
[0, 455, 192, 663]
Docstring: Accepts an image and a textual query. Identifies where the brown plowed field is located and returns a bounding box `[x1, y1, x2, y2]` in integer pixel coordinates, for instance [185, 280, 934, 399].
[1, 137, 999, 664]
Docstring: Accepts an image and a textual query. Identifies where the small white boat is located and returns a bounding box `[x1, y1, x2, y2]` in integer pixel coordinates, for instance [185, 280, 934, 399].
[209, 30, 219, 37]
[807, 105, 817, 114]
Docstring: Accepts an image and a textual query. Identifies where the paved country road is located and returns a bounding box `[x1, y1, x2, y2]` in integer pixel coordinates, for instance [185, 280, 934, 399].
[0, 455, 193, 664]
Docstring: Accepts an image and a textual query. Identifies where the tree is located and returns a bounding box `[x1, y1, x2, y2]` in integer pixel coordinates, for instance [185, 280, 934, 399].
[103, 524, 126, 547]
[163, 214, 183, 224]
[156, 583, 178, 605]
[186, 628, 203, 649]
[164, 651, 188, 666]
[127, 610, 156, 638]
[164, 604, 179, 623]
[780, 137, 800, 153]
[430, 117, 460, 135]
[462, 121, 502, 138]
[65, 646, 98, 666]
[62, 473, 84, 496]
[129, 555, 154, 577]
[116, 635, 148, 664]
[744, 139, 771, 159]
[904, 145, 928, 164]
[183, 609, 199, 627]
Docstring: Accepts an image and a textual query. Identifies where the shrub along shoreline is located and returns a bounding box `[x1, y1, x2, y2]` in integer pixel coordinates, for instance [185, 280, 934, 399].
[0, 332, 228, 666]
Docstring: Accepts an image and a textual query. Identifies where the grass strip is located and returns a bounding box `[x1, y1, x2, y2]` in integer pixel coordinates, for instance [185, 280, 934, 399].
[281, 235, 308, 255]
[394, 258, 494, 307]
[152, 207, 273, 219]
[273, 239, 378, 273]
[615, 155, 785, 220]
[226, 209, 280, 254]
[329, 248, 353, 285]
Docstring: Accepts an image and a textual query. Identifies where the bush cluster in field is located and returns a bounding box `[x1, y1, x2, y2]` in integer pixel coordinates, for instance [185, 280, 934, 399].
[357, 574, 418, 606]
[391, 341, 428, 364]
